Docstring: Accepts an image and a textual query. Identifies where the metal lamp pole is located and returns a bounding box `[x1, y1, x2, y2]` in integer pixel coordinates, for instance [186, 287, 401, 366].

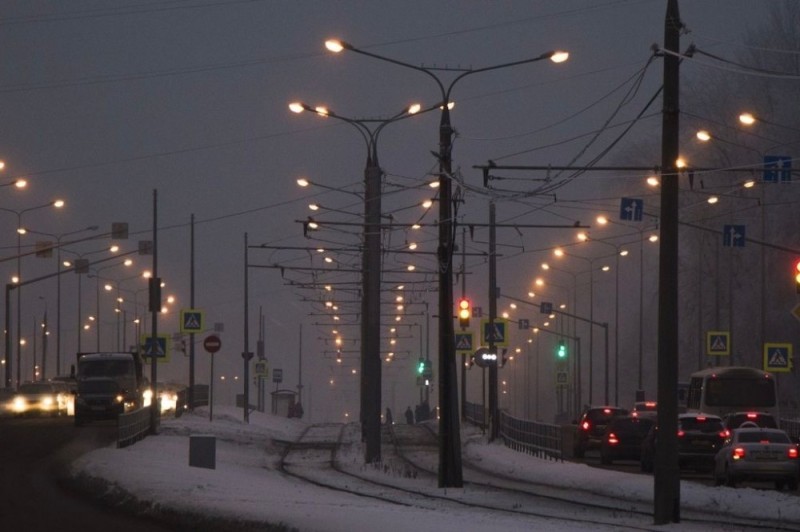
[289, 101, 424, 464]
[0, 200, 63, 387]
[325, 39, 568, 487]
[25, 226, 98, 376]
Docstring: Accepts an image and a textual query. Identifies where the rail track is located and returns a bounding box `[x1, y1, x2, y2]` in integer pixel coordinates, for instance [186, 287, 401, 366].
[277, 422, 800, 531]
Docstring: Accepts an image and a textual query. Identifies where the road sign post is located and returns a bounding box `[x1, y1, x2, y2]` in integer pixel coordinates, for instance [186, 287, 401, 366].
[203, 335, 221, 421]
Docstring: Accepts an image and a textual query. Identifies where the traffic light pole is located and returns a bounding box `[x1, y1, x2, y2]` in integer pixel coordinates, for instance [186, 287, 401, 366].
[488, 200, 499, 441]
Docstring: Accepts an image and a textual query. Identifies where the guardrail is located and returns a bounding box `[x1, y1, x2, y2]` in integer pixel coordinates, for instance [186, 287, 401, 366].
[118, 406, 152, 448]
[498, 410, 564, 461]
[463, 402, 564, 460]
[464, 401, 486, 429]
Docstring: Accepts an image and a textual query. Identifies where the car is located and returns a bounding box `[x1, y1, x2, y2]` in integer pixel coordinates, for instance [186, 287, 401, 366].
[713, 424, 799, 490]
[574, 406, 629, 458]
[641, 413, 727, 473]
[8, 382, 69, 417]
[631, 401, 657, 419]
[600, 415, 654, 465]
[721, 411, 778, 436]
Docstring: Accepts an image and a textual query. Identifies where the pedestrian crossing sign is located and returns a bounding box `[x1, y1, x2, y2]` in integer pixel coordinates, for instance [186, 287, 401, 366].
[764, 343, 793, 373]
[141, 334, 170, 361]
[481, 319, 508, 347]
[455, 332, 474, 353]
[180, 309, 205, 334]
[706, 331, 730, 356]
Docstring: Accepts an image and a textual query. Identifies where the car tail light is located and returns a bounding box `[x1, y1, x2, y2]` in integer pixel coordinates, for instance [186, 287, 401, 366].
[732, 447, 746, 460]
[719, 431, 728, 438]
[788, 447, 799, 460]
[677, 430, 685, 438]
[607, 432, 619, 445]
[696, 416, 706, 422]
[746, 412, 758, 420]
[581, 421, 591, 431]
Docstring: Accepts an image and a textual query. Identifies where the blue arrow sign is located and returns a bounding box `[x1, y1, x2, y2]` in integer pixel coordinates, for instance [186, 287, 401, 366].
[763, 155, 792, 182]
[620, 197, 644, 222]
[723, 224, 746, 247]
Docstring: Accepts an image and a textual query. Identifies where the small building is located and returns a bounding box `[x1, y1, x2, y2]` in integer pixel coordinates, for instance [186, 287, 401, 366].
[270, 389, 297, 418]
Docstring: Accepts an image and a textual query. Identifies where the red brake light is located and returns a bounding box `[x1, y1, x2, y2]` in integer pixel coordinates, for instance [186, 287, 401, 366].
[789, 447, 799, 459]
[696, 416, 706, 422]
[632, 412, 639, 418]
[581, 421, 591, 431]
[677, 430, 685, 438]
[603, 408, 612, 414]
[607, 432, 619, 445]
[746, 413, 757, 419]
[733, 447, 746, 460]
[720, 430, 728, 438]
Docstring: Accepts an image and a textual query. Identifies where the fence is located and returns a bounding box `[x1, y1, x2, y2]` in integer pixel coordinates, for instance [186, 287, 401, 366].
[464, 401, 565, 460]
[117, 406, 152, 448]
[464, 401, 486, 429]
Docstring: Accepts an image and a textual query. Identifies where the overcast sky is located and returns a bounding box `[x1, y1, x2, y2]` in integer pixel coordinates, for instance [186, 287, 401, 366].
[0, 0, 787, 421]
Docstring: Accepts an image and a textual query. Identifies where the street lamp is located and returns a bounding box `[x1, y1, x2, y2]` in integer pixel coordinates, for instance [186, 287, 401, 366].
[90, 260, 134, 351]
[325, 39, 568, 486]
[23, 225, 98, 377]
[289, 100, 423, 464]
[0, 199, 65, 388]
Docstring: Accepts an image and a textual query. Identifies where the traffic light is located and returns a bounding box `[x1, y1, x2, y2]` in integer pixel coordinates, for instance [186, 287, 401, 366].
[794, 259, 800, 293]
[457, 297, 471, 328]
[556, 340, 567, 360]
[417, 357, 426, 375]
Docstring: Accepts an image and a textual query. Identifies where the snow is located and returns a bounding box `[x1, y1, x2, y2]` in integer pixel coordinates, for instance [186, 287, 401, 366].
[71, 408, 800, 531]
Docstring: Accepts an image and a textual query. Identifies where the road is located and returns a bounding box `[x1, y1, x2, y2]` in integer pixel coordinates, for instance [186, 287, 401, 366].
[0, 416, 176, 531]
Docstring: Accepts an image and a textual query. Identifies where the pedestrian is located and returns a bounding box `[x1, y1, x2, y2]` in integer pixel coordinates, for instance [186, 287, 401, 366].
[385, 407, 393, 425]
[405, 406, 414, 424]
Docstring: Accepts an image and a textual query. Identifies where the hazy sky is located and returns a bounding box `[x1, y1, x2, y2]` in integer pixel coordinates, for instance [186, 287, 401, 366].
[0, 0, 786, 420]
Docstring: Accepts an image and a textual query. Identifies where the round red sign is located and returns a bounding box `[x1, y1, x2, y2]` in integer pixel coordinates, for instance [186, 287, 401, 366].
[203, 334, 221, 353]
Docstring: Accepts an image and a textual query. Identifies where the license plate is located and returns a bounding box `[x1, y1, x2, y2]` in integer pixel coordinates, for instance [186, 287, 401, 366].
[691, 439, 711, 447]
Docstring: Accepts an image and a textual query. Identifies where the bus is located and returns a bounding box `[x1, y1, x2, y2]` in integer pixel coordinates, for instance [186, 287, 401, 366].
[685, 366, 778, 419]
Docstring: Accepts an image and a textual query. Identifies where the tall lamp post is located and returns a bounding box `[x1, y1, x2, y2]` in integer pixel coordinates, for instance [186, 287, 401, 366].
[25, 225, 98, 376]
[289, 101, 423, 464]
[325, 39, 568, 487]
[0, 199, 64, 388]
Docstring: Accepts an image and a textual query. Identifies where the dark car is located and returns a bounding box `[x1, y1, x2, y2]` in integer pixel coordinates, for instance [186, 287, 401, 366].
[641, 413, 727, 473]
[574, 406, 629, 458]
[721, 411, 778, 436]
[600, 416, 654, 465]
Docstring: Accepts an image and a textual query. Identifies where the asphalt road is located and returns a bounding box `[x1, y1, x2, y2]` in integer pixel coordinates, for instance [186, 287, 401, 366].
[0, 415, 176, 531]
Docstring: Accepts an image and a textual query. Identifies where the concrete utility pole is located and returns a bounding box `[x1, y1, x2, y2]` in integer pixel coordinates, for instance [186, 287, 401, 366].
[654, 0, 682, 524]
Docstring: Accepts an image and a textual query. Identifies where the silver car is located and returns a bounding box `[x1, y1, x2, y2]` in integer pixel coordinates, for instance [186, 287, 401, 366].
[713, 424, 799, 490]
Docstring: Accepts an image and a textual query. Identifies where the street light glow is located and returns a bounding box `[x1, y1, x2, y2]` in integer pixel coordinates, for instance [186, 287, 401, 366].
[53, 199, 65, 208]
[550, 51, 569, 63]
[325, 39, 345, 53]
[739, 112, 756, 125]
[696, 130, 711, 142]
[296, 177, 309, 187]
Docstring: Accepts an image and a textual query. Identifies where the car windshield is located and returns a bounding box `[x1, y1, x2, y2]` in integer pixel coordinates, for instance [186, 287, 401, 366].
[680, 417, 723, 432]
[80, 380, 120, 394]
[737, 431, 790, 444]
[18, 383, 54, 394]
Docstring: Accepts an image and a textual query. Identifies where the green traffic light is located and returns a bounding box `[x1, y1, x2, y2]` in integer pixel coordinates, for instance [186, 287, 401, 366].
[557, 341, 567, 359]
[417, 359, 425, 374]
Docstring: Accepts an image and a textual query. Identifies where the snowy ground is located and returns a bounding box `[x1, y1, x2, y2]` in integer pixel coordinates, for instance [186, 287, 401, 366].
[70, 407, 800, 531]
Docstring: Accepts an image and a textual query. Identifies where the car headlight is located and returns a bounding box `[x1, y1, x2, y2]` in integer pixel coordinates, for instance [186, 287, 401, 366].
[12, 396, 26, 412]
[42, 396, 54, 407]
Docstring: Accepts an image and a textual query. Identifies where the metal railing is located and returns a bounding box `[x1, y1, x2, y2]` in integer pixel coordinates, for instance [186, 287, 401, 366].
[464, 401, 486, 429]
[463, 401, 564, 460]
[498, 410, 563, 461]
[117, 406, 152, 448]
